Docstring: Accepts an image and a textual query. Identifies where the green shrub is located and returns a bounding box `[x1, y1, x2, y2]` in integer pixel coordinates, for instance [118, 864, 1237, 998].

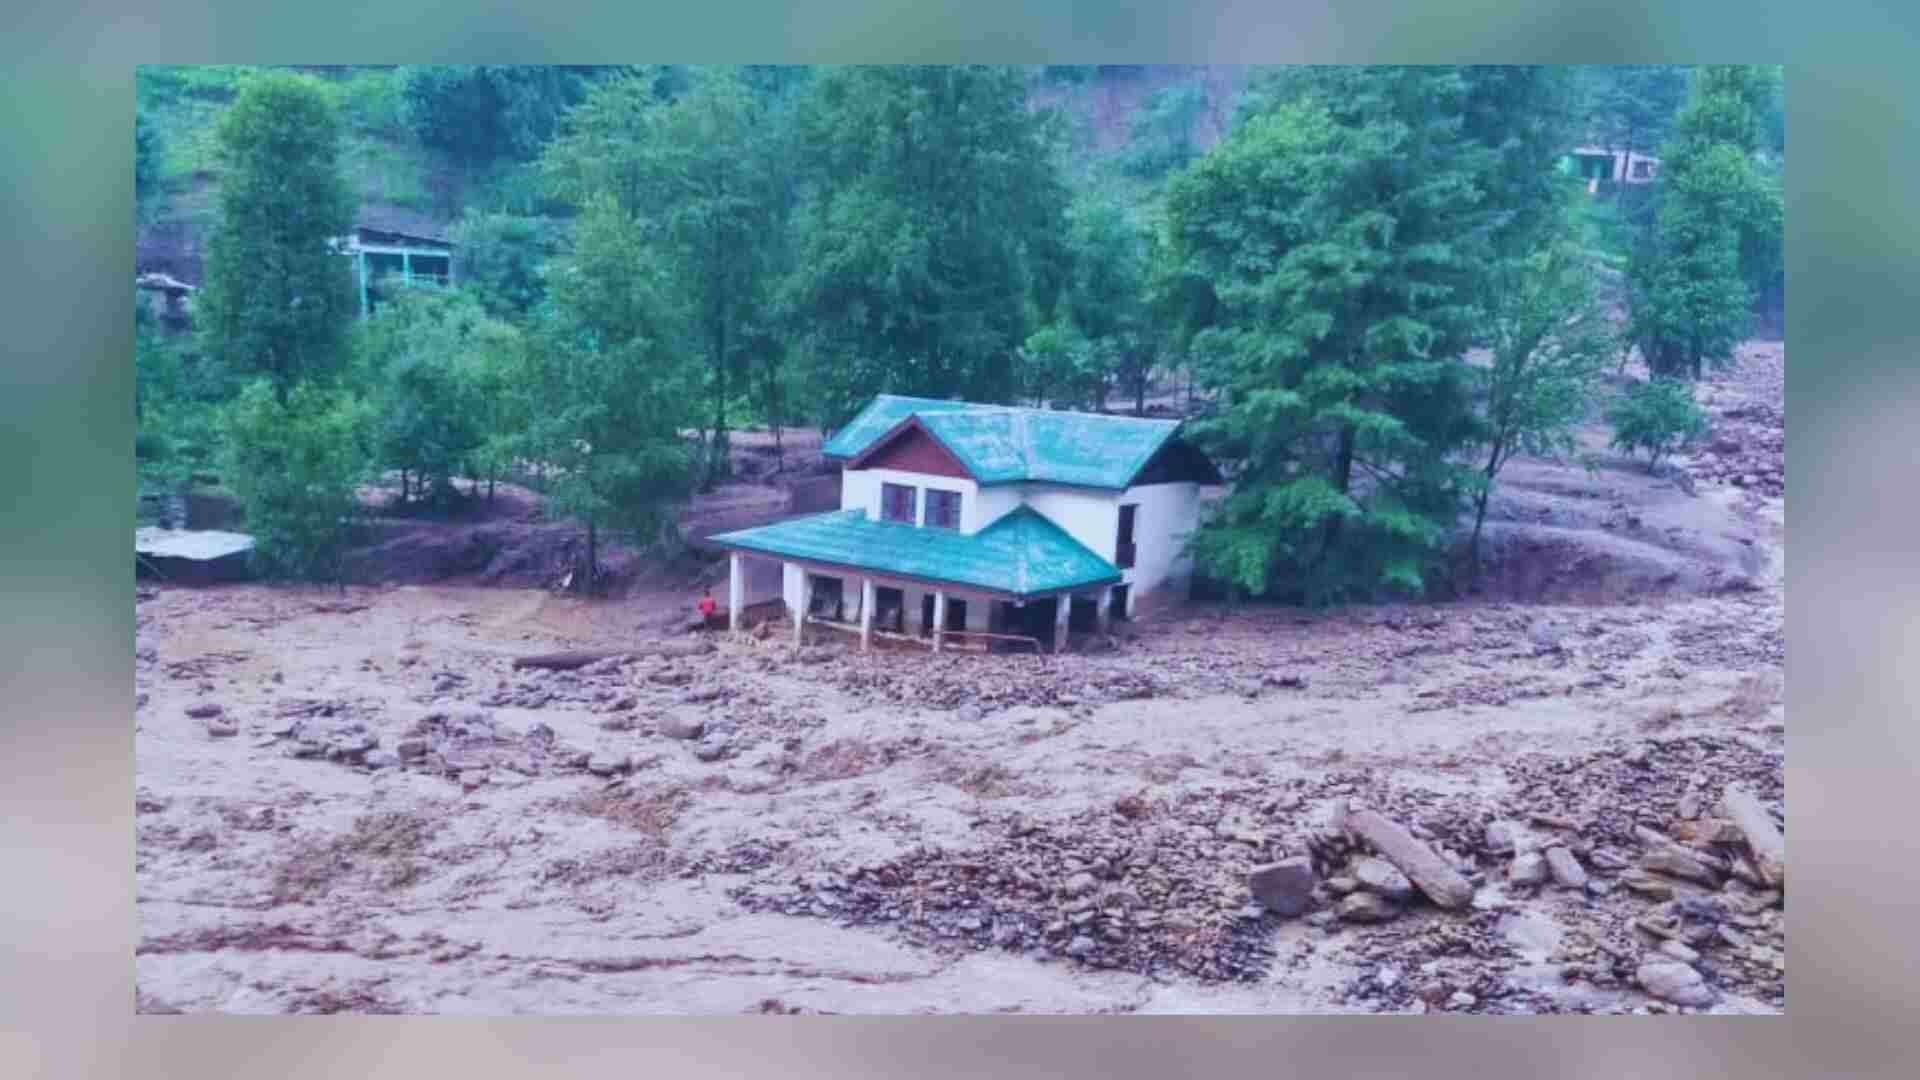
[1606, 377, 1708, 472]
[218, 381, 371, 582]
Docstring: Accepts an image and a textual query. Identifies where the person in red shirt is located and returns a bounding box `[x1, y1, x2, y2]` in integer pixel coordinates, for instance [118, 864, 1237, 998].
[696, 586, 717, 626]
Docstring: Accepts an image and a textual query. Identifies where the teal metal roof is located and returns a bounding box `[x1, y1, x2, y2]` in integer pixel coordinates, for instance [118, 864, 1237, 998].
[711, 507, 1121, 597]
[822, 395, 1183, 490]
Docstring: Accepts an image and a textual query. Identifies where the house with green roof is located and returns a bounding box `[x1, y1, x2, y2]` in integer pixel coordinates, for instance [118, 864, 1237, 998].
[710, 395, 1220, 653]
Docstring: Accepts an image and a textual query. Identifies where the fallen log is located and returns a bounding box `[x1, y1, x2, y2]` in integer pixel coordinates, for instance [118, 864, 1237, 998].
[1338, 802, 1475, 910]
[511, 650, 627, 671]
[1718, 783, 1785, 888]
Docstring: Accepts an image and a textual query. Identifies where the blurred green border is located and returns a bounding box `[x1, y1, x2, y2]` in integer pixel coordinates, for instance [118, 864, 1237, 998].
[5, 2, 1920, 1076]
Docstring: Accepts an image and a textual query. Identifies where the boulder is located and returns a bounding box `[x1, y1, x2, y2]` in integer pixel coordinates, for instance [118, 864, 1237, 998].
[1637, 960, 1716, 1007]
[1247, 857, 1316, 917]
[657, 712, 706, 741]
[1337, 892, 1401, 924]
[185, 702, 224, 719]
[1544, 846, 1589, 890]
[1351, 856, 1415, 903]
[1484, 819, 1520, 855]
[1508, 851, 1548, 887]
[203, 716, 238, 738]
[1339, 803, 1475, 909]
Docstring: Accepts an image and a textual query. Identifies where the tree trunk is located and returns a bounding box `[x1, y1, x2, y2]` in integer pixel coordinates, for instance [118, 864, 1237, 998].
[585, 518, 598, 593]
[706, 316, 728, 492]
[1469, 440, 1503, 584]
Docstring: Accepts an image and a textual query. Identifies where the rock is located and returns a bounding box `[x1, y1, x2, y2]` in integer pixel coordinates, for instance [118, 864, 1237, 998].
[1325, 876, 1359, 896]
[1544, 846, 1589, 890]
[1247, 857, 1316, 917]
[1659, 940, 1700, 964]
[459, 769, 490, 792]
[185, 702, 224, 719]
[364, 749, 401, 770]
[586, 754, 626, 777]
[1065, 934, 1096, 958]
[1637, 961, 1716, 1007]
[795, 646, 835, 664]
[1337, 892, 1401, 923]
[1638, 848, 1722, 887]
[693, 734, 733, 762]
[955, 704, 983, 723]
[1063, 871, 1099, 899]
[1448, 991, 1476, 1009]
[203, 716, 238, 738]
[396, 738, 428, 760]
[657, 712, 706, 741]
[1484, 819, 1519, 855]
[1351, 856, 1415, 903]
[1718, 783, 1785, 889]
[1339, 803, 1475, 909]
[1235, 679, 1262, 700]
[598, 715, 636, 732]
[1508, 851, 1548, 887]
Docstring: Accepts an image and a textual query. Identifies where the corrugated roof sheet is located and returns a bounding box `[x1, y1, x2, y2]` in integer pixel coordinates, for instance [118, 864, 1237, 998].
[135, 528, 256, 561]
[711, 507, 1121, 597]
[823, 395, 1183, 490]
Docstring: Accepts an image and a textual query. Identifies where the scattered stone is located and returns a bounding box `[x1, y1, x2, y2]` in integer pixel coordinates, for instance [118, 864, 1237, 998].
[1544, 846, 1589, 890]
[1659, 940, 1701, 964]
[396, 738, 428, 761]
[1337, 892, 1401, 924]
[1064, 871, 1099, 899]
[657, 713, 706, 741]
[185, 702, 224, 719]
[1351, 856, 1415, 903]
[1718, 783, 1785, 889]
[1484, 819, 1519, 855]
[1508, 851, 1547, 887]
[1637, 960, 1716, 1007]
[586, 754, 625, 777]
[203, 716, 238, 738]
[364, 749, 401, 770]
[1448, 991, 1476, 1009]
[1247, 857, 1316, 917]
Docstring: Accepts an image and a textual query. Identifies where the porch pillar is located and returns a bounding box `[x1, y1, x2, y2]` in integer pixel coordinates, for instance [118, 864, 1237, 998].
[402, 250, 413, 286]
[931, 592, 947, 653]
[859, 578, 875, 653]
[357, 250, 368, 318]
[1095, 586, 1113, 636]
[1053, 593, 1072, 654]
[794, 569, 812, 648]
[727, 553, 744, 632]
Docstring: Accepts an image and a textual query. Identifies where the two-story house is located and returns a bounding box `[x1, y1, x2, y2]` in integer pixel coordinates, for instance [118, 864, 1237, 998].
[710, 395, 1220, 653]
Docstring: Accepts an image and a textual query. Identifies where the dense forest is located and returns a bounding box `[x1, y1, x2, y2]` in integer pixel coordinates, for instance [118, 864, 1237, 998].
[134, 64, 1784, 602]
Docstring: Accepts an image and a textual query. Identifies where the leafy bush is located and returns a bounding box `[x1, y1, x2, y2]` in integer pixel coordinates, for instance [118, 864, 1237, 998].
[1606, 377, 1708, 472]
[218, 381, 371, 582]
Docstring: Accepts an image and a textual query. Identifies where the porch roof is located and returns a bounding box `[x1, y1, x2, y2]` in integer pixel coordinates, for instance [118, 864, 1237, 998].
[710, 507, 1121, 598]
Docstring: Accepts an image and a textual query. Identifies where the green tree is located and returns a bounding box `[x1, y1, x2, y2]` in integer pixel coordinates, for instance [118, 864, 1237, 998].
[219, 380, 371, 582]
[1467, 243, 1613, 574]
[1629, 65, 1783, 378]
[197, 71, 358, 398]
[399, 65, 600, 172]
[352, 287, 498, 506]
[1166, 67, 1572, 602]
[450, 210, 561, 322]
[1607, 377, 1708, 472]
[135, 109, 163, 222]
[785, 65, 1071, 425]
[1120, 80, 1209, 180]
[1579, 65, 1690, 168]
[521, 197, 695, 591]
[1058, 194, 1152, 412]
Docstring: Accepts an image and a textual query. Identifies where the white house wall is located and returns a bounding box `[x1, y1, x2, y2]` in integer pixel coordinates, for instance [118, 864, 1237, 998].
[842, 467, 977, 528]
[1119, 481, 1202, 613]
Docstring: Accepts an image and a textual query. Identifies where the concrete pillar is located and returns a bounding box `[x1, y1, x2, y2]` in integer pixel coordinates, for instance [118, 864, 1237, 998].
[402, 250, 413, 286]
[1096, 586, 1113, 636]
[932, 592, 947, 653]
[357, 250, 369, 318]
[794, 569, 812, 648]
[859, 578, 875, 652]
[727, 553, 744, 632]
[1053, 594, 1072, 654]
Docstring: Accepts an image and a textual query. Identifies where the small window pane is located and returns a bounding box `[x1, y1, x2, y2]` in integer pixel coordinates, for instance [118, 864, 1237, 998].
[881, 483, 917, 523]
[926, 489, 961, 529]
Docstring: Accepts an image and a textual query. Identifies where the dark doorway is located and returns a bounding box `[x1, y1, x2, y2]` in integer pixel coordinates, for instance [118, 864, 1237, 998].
[920, 594, 935, 637]
[1116, 504, 1138, 569]
[1068, 594, 1098, 632]
[1109, 584, 1131, 621]
[945, 597, 968, 633]
[874, 586, 905, 633]
[807, 575, 844, 621]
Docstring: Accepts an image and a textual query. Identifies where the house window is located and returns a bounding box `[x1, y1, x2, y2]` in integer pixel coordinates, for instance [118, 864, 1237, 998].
[1632, 160, 1654, 179]
[925, 489, 961, 530]
[880, 483, 917, 524]
[1116, 504, 1138, 569]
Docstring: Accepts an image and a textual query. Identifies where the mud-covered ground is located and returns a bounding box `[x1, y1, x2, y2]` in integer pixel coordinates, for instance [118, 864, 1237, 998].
[134, 346, 1784, 1015]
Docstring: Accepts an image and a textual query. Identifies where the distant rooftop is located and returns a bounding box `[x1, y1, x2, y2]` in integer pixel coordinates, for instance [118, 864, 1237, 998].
[823, 395, 1185, 491]
[135, 528, 255, 562]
